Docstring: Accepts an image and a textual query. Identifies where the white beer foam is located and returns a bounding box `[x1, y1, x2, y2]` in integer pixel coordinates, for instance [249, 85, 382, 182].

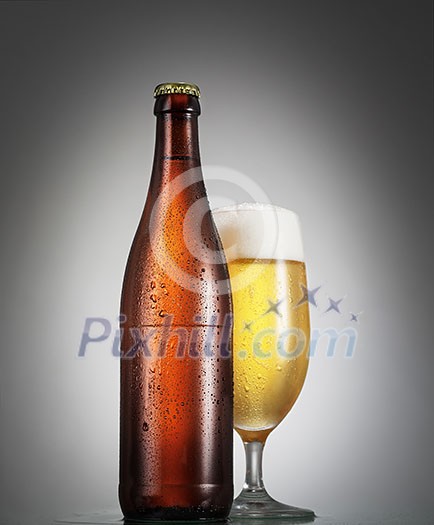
[212, 203, 304, 262]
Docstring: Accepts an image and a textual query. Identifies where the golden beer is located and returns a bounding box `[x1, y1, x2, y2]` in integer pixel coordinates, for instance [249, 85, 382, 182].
[213, 204, 310, 444]
[229, 258, 309, 443]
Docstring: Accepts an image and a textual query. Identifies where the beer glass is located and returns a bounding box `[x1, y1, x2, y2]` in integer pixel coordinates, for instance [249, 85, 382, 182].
[213, 203, 314, 519]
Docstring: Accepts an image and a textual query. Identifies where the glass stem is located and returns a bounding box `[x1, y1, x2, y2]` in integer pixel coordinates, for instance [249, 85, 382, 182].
[243, 441, 265, 492]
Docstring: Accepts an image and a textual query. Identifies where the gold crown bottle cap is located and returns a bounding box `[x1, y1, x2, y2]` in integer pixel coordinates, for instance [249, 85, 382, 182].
[154, 82, 200, 98]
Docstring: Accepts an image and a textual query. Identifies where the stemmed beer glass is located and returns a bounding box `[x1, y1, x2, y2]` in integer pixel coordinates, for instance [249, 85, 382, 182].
[213, 203, 314, 519]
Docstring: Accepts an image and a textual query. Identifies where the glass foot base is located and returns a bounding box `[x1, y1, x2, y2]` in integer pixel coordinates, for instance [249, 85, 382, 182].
[230, 488, 315, 521]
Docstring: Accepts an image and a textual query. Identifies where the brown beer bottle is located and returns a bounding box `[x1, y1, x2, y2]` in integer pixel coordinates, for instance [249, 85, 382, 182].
[119, 82, 233, 521]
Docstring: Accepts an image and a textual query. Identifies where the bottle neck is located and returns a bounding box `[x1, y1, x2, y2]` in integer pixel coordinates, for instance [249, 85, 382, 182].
[153, 112, 200, 163]
[152, 94, 202, 179]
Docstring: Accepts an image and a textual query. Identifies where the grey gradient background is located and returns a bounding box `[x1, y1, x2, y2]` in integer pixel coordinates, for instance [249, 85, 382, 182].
[0, 1, 433, 523]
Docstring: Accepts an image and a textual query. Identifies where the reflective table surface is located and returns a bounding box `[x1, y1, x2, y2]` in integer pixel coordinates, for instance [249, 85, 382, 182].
[46, 509, 432, 525]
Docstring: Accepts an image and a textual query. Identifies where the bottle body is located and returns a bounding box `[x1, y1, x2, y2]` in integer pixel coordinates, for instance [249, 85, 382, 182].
[119, 90, 233, 520]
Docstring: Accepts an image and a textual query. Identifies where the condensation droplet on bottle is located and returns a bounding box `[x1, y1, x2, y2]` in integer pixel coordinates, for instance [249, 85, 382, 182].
[150, 281, 156, 289]
[150, 294, 157, 303]
[276, 365, 282, 371]
[142, 421, 149, 431]
[159, 310, 167, 317]
[244, 384, 250, 392]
